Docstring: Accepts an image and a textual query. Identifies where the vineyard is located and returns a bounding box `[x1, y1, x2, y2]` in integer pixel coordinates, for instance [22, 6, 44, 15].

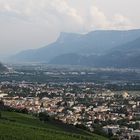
[0, 111, 108, 140]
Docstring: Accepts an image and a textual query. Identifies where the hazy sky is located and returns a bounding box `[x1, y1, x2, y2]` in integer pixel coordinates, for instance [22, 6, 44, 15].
[0, 0, 140, 57]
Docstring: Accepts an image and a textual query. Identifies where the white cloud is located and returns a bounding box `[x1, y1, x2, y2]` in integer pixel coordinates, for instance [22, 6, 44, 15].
[112, 14, 133, 29]
[83, 6, 133, 31]
[0, 0, 83, 32]
[0, 0, 133, 31]
[87, 6, 110, 30]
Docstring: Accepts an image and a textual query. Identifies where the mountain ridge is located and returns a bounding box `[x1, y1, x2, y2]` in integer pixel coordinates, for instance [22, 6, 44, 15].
[10, 29, 140, 68]
[50, 37, 140, 68]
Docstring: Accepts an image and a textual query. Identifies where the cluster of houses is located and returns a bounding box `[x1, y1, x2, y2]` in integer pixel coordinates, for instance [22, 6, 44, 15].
[0, 81, 140, 139]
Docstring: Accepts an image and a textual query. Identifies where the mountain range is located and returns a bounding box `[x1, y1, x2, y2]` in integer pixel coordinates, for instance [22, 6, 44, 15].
[11, 29, 140, 68]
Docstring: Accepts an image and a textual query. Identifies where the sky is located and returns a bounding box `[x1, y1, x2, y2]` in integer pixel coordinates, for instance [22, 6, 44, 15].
[0, 0, 140, 57]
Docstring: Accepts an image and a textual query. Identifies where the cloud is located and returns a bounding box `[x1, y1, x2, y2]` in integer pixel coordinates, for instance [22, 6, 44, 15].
[84, 6, 133, 31]
[0, 0, 83, 32]
[112, 14, 133, 29]
[0, 0, 133, 32]
[86, 6, 110, 30]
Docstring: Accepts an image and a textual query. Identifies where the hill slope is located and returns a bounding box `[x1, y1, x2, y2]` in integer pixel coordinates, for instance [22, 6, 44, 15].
[0, 111, 107, 140]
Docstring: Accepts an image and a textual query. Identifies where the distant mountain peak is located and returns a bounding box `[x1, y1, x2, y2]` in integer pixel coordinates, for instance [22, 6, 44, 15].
[57, 32, 81, 42]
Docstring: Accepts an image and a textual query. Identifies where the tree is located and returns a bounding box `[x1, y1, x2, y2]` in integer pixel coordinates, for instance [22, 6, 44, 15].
[20, 108, 28, 114]
[0, 100, 4, 110]
[39, 112, 50, 121]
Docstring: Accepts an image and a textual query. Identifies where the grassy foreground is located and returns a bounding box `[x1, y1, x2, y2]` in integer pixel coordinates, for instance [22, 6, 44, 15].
[0, 111, 108, 140]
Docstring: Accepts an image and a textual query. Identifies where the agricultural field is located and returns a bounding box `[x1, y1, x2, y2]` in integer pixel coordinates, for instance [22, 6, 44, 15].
[0, 111, 108, 140]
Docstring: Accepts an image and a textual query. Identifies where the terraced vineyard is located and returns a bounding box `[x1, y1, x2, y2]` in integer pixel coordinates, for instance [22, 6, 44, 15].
[0, 111, 108, 140]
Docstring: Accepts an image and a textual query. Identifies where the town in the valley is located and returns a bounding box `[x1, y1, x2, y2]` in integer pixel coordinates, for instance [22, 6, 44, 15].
[1, 78, 140, 140]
